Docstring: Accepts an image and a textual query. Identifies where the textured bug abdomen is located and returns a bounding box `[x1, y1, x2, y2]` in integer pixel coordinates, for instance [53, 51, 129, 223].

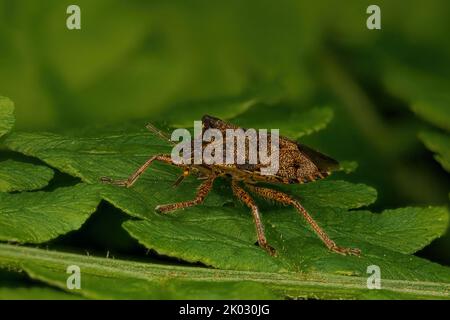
[200, 115, 339, 184]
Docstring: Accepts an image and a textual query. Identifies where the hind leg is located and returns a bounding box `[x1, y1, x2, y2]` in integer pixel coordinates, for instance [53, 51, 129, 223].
[231, 181, 276, 256]
[245, 184, 360, 256]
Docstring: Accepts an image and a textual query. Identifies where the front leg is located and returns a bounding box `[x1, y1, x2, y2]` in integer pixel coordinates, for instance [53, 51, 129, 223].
[231, 180, 276, 256]
[155, 176, 216, 213]
[101, 154, 175, 188]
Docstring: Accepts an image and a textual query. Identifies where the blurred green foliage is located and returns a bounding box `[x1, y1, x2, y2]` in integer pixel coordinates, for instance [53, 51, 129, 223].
[1, 1, 447, 130]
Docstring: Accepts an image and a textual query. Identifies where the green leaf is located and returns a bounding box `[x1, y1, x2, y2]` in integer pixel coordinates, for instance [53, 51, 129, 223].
[0, 96, 14, 138]
[412, 99, 450, 132]
[419, 131, 450, 173]
[0, 96, 54, 193]
[0, 184, 101, 243]
[0, 160, 54, 193]
[0, 244, 449, 300]
[0, 244, 278, 300]
[382, 59, 450, 132]
[124, 211, 284, 272]
[3, 128, 449, 284]
[123, 205, 449, 276]
[280, 180, 377, 210]
[3, 130, 173, 185]
[337, 161, 358, 174]
[269, 206, 448, 256]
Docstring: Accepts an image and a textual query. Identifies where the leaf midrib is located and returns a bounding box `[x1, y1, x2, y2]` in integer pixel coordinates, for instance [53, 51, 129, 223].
[1, 244, 449, 299]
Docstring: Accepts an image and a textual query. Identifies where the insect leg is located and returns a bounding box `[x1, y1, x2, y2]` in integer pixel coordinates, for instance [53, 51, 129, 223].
[231, 180, 277, 256]
[245, 184, 361, 256]
[100, 154, 176, 188]
[155, 176, 215, 213]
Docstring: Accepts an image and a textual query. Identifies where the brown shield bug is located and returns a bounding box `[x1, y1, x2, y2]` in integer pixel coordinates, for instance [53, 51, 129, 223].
[101, 115, 361, 257]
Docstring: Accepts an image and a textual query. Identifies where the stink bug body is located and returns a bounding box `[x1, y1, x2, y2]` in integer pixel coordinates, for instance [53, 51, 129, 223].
[101, 115, 361, 257]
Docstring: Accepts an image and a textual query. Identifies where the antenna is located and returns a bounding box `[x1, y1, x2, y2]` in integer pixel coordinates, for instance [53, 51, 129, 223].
[146, 123, 175, 145]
